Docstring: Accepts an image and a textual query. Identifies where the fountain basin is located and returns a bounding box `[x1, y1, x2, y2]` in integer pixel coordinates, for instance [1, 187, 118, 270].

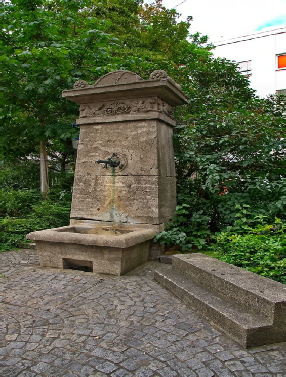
[27, 224, 156, 275]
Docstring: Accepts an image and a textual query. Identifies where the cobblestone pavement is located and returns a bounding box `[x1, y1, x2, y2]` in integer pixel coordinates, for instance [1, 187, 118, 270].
[0, 250, 285, 377]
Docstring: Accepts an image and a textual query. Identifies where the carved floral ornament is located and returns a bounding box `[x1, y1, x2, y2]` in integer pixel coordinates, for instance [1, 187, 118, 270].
[73, 80, 89, 89]
[79, 97, 174, 120]
[149, 70, 168, 80]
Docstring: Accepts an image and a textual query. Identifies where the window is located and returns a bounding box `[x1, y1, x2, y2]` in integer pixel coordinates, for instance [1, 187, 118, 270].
[277, 55, 286, 69]
[238, 60, 252, 76]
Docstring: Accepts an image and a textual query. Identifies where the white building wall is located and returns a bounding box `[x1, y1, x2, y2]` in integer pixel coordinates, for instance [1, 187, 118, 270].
[213, 28, 286, 98]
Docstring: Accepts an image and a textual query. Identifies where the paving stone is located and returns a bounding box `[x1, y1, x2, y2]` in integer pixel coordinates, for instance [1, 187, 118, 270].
[134, 367, 154, 377]
[209, 367, 236, 377]
[167, 358, 188, 371]
[16, 371, 37, 377]
[195, 351, 215, 361]
[120, 358, 139, 371]
[31, 361, 51, 373]
[156, 351, 175, 362]
[111, 369, 134, 377]
[1, 250, 286, 377]
[234, 372, 253, 377]
[157, 366, 178, 376]
[246, 364, 270, 373]
[96, 361, 118, 374]
[5, 334, 18, 341]
[267, 362, 286, 373]
[185, 358, 205, 370]
[105, 351, 126, 364]
[79, 365, 96, 376]
[53, 357, 71, 368]
[196, 367, 216, 377]
[178, 368, 197, 377]
[225, 360, 246, 371]
[0, 366, 23, 376]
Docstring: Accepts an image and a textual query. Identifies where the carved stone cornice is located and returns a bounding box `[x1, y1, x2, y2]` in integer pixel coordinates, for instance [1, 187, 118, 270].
[63, 70, 188, 107]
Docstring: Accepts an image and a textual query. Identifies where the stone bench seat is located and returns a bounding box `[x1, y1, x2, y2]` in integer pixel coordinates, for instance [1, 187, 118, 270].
[154, 253, 286, 348]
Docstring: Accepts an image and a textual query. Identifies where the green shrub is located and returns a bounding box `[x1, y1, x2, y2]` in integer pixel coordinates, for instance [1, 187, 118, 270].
[0, 162, 74, 192]
[0, 189, 41, 217]
[0, 194, 71, 252]
[49, 171, 75, 191]
[0, 217, 40, 252]
[30, 199, 71, 229]
[208, 219, 286, 284]
[154, 203, 211, 250]
[0, 162, 40, 190]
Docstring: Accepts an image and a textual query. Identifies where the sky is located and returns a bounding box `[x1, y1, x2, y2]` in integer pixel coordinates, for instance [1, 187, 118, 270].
[145, 0, 286, 42]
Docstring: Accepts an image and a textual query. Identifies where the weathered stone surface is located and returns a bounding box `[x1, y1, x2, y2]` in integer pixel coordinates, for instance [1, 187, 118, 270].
[70, 175, 176, 224]
[27, 225, 156, 248]
[27, 225, 155, 275]
[76, 121, 157, 177]
[66, 70, 184, 229]
[26, 71, 186, 275]
[154, 253, 286, 348]
[34, 240, 150, 276]
[68, 70, 186, 230]
[69, 219, 166, 234]
[74, 121, 175, 177]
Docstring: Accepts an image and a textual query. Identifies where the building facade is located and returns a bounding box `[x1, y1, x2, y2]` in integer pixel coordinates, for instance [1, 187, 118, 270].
[213, 27, 286, 98]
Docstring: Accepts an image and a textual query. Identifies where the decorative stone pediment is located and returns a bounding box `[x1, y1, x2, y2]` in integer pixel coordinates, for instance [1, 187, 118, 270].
[72, 70, 172, 90]
[93, 70, 143, 86]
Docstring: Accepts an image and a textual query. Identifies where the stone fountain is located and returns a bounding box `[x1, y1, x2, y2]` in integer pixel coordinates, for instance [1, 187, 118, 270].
[27, 70, 188, 275]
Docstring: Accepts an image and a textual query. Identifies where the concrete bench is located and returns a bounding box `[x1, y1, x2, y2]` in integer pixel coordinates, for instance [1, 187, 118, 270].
[154, 253, 286, 348]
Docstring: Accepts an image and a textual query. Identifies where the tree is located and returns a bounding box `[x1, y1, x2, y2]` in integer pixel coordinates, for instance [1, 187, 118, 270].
[156, 55, 286, 249]
[1, 0, 212, 196]
[1, 0, 116, 196]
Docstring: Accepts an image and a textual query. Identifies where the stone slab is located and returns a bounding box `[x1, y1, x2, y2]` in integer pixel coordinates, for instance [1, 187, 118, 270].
[172, 253, 286, 322]
[154, 268, 275, 348]
[154, 253, 286, 348]
[27, 224, 156, 249]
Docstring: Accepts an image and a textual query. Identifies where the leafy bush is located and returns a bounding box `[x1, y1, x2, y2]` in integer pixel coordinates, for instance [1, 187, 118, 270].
[0, 161, 40, 190]
[154, 203, 211, 250]
[0, 189, 41, 217]
[0, 217, 41, 252]
[0, 192, 71, 252]
[155, 89, 285, 270]
[0, 162, 75, 192]
[30, 199, 71, 229]
[156, 203, 286, 283]
[0, 159, 73, 252]
[208, 218, 285, 284]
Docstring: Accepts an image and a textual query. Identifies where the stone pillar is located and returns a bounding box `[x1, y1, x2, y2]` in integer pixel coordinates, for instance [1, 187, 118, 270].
[62, 70, 188, 233]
